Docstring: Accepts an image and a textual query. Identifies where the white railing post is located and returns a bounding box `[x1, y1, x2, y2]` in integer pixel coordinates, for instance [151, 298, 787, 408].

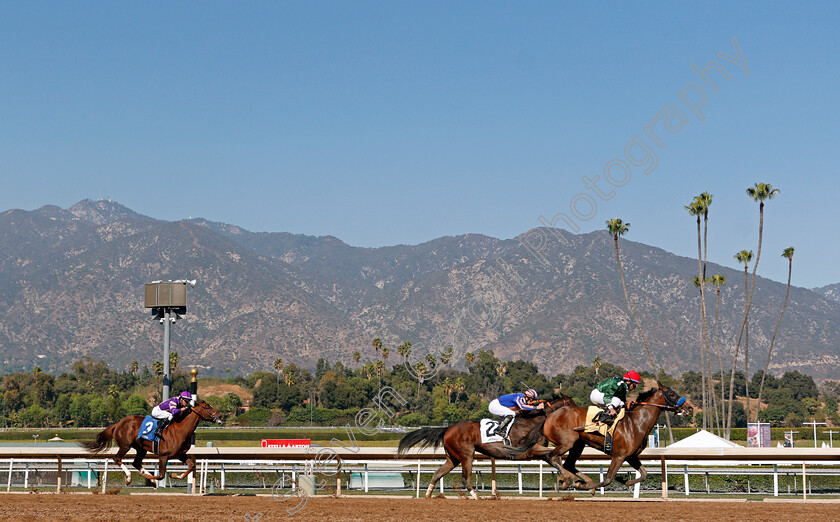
[773, 464, 778, 497]
[7, 459, 13, 492]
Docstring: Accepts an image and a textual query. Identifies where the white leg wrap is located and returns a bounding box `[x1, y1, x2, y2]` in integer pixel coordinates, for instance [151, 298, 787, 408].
[140, 467, 149, 475]
[426, 484, 434, 496]
[120, 462, 132, 477]
[470, 489, 479, 500]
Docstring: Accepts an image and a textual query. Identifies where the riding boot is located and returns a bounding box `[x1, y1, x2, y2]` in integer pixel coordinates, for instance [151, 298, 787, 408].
[493, 416, 514, 437]
[154, 418, 170, 440]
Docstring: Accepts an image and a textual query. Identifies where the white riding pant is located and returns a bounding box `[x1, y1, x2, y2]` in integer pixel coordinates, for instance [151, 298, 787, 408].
[590, 389, 624, 409]
[489, 399, 516, 417]
[151, 406, 173, 421]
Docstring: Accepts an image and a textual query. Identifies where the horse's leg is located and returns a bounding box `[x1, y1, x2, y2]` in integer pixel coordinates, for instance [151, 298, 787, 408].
[148, 456, 169, 480]
[460, 454, 480, 500]
[425, 455, 458, 499]
[171, 454, 195, 480]
[576, 456, 625, 491]
[113, 445, 135, 486]
[617, 454, 647, 487]
[562, 443, 595, 492]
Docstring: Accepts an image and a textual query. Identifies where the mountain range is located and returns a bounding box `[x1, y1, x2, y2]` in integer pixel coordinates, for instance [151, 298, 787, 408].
[2, 199, 839, 381]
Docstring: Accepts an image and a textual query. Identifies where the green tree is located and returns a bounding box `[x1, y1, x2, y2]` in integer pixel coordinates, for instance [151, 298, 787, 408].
[152, 361, 164, 377]
[169, 351, 180, 374]
[122, 394, 151, 416]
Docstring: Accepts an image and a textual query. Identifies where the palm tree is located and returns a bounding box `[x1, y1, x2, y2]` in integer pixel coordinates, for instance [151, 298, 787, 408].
[442, 378, 454, 404]
[755, 247, 795, 420]
[169, 351, 180, 374]
[593, 356, 603, 382]
[711, 274, 727, 434]
[465, 352, 475, 367]
[374, 359, 385, 378]
[283, 367, 298, 387]
[727, 183, 779, 436]
[440, 346, 453, 366]
[453, 378, 466, 401]
[397, 341, 412, 359]
[687, 200, 712, 429]
[381, 346, 390, 362]
[727, 249, 753, 437]
[274, 358, 284, 384]
[606, 218, 656, 370]
[414, 362, 427, 394]
[372, 337, 382, 356]
[129, 361, 139, 376]
[352, 351, 361, 366]
[425, 353, 437, 373]
[152, 360, 164, 377]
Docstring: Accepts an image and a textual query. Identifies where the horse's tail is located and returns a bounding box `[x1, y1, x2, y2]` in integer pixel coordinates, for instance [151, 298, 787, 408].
[498, 417, 546, 459]
[397, 426, 448, 457]
[79, 424, 116, 453]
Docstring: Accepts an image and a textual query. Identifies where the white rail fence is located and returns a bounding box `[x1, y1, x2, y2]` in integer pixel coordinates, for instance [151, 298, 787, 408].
[2, 447, 840, 499]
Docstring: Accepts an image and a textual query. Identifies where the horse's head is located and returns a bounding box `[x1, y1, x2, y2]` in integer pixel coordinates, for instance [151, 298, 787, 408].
[654, 381, 693, 416]
[190, 400, 224, 425]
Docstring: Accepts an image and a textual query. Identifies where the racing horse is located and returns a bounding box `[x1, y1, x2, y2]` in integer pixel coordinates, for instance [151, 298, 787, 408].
[80, 400, 222, 484]
[504, 382, 692, 491]
[397, 395, 574, 499]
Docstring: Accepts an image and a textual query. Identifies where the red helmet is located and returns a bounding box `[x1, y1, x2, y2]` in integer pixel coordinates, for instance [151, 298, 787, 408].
[623, 371, 641, 383]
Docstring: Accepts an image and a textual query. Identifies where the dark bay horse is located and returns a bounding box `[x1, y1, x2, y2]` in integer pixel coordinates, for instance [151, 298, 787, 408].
[80, 400, 222, 484]
[397, 396, 573, 499]
[505, 382, 692, 491]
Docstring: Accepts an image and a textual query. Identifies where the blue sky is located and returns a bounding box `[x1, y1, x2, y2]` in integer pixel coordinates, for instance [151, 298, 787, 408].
[2, 2, 838, 288]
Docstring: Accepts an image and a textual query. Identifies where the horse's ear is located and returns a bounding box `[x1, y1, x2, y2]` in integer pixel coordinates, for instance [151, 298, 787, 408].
[657, 380, 664, 388]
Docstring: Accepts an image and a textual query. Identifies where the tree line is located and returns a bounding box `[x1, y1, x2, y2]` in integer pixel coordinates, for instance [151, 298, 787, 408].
[3, 351, 837, 430]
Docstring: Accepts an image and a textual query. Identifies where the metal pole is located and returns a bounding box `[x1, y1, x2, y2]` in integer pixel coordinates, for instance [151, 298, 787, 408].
[539, 462, 543, 498]
[6, 459, 11, 492]
[416, 462, 421, 498]
[162, 309, 171, 401]
[102, 460, 108, 494]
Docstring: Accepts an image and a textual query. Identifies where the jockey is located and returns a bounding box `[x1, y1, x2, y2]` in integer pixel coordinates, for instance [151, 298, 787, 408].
[590, 371, 641, 425]
[150, 391, 194, 439]
[488, 389, 543, 437]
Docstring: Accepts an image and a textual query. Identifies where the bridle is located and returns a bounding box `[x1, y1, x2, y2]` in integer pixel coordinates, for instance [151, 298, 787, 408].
[633, 387, 688, 412]
[188, 401, 221, 423]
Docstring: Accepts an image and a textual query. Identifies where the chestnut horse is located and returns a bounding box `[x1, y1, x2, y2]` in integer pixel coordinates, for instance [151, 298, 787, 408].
[80, 400, 222, 484]
[504, 382, 692, 491]
[397, 396, 573, 499]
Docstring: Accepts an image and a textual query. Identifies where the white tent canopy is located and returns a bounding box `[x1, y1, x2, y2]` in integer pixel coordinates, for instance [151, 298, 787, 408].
[669, 429, 739, 448]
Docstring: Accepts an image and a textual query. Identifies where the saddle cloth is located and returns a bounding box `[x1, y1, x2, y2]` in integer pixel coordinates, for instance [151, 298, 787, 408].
[583, 406, 625, 437]
[479, 419, 507, 444]
[138, 415, 159, 442]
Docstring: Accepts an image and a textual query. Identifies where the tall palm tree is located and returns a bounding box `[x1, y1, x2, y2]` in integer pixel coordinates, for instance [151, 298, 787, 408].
[414, 362, 427, 395]
[711, 274, 727, 435]
[372, 337, 382, 356]
[687, 199, 711, 429]
[274, 358, 284, 384]
[697, 192, 714, 280]
[152, 360, 164, 377]
[606, 218, 656, 370]
[442, 378, 454, 404]
[727, 183, 779, 436]
[381, 346, 390, 362]
[755, 247, 795, 420]
[352, 351, 361, 366]
[727, 249, 753, 436]
[593, 356, 603, 382]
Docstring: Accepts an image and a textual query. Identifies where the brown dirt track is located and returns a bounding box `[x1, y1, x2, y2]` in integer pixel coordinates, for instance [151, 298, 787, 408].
[2, 494, 839, 521]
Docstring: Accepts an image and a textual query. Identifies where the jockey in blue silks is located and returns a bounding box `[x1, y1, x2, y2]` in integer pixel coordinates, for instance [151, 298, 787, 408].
[488, 389, 543, 437]
[150, 391, 195, 439]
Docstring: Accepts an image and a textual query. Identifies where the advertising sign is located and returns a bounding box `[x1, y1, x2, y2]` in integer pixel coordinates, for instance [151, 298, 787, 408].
[261, 439, 311, 448]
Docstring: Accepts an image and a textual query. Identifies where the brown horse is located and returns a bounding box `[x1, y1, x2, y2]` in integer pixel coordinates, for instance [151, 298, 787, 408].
[80, 400, 222, 484]
[397, 396, 573, 499]
[504, 382, 692, 491]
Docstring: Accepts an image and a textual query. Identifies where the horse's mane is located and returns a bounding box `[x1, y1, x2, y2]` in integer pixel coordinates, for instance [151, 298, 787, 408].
[519, 408, 546, 419]
[635, 387, 659, 403]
